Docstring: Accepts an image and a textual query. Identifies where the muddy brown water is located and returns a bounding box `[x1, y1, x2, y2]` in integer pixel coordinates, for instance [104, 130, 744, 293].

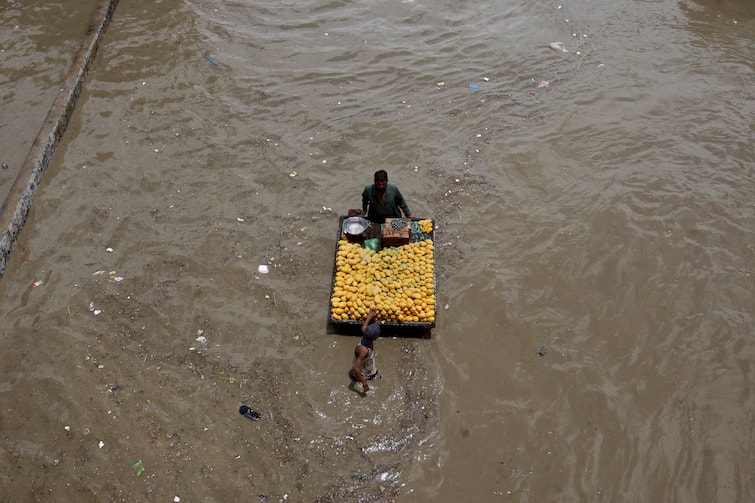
[1, 0, 753, 501]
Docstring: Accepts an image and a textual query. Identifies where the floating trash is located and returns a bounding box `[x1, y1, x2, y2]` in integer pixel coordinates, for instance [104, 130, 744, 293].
[468, 83, 480, 89]
[108, 271, 124, 282]
[239, 405, 261, 421]
[133, 459, 145, 476]
[549, 42, 568, 52]
[205, 55, 218, 66]
[258, 265, 269, 274]
[31, 280, 44, 288]
[537, 345, 548, 357]
[537, 80, 550, 88]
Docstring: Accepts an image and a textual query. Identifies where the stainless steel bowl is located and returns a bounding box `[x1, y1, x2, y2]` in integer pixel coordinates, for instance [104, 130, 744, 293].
[342, 217, 369, 236]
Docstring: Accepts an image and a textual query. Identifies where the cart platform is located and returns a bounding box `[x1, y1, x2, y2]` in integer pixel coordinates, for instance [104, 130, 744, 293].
[327, 216, 437, 336]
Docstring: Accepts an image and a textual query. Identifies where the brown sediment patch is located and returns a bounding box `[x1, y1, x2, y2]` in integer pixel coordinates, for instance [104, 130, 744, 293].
[0, 0, 120, 278]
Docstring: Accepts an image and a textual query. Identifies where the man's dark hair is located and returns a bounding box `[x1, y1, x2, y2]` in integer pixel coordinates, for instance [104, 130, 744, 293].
[374, 170, 388, 182]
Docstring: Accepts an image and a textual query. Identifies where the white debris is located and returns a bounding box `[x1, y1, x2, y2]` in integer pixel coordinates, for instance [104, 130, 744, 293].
[549, 42, 568, 52]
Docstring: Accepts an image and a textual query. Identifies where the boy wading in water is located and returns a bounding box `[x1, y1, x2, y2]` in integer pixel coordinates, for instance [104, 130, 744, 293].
[350, 308, 380, 393]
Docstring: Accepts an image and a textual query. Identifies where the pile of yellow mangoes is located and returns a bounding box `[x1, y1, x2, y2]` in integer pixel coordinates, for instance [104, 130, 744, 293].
[417, 219, 433, 234]
[331, 238, 435, 323]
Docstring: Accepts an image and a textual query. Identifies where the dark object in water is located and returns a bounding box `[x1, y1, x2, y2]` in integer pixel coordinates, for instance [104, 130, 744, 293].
[239, 405, 261, 421]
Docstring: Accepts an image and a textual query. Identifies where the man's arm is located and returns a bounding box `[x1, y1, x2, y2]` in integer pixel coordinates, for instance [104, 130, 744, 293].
[362, 307, 378, 332]
[362, 187, 370, 215]
[395, 188, 412, 218]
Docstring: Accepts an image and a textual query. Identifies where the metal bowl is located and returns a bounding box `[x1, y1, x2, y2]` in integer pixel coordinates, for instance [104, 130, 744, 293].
[342, 216, 370, 236]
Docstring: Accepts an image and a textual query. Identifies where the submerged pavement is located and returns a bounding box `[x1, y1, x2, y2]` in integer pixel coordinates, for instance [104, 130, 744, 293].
[0, 0, 118, 278]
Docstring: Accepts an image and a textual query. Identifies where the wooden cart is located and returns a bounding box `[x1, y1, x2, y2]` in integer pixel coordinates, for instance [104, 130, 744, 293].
[327, 217, 437, 337]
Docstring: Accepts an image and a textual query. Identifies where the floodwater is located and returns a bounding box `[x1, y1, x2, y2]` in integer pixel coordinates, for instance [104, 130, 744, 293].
[1, 0, 753, 501]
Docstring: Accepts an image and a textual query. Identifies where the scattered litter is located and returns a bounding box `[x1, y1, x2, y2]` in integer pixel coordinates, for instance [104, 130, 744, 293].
[1, 162, 8, 170]
[258, 265, 269, 274]
[133, 459, 145, 476]
[93, 270, 106, 276]
[205, 55, 218, 66]
[108, 271, 124, 282]
[236, 217, 245, 222]
[196, 335, 207, 344]
[549, 42, 568, 52]
[89, 301, 102, 316]
[109, 384, 122, 392]
[31, 280, 44, 288]
[239, 405, 261, 421]
[106, 247, 114, 253]
[468, 83, 480, 89]
[64, 425, 73, 439]
[289, 171, 298, 177]
[538, 345, 549, 356]
[537, 80, 550, 88]
[174, 497, 181, 503]
[98, 440, 105, 449]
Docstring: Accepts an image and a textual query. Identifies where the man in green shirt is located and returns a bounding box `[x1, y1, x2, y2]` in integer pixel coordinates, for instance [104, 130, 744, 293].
[361, 170, 414, 223]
